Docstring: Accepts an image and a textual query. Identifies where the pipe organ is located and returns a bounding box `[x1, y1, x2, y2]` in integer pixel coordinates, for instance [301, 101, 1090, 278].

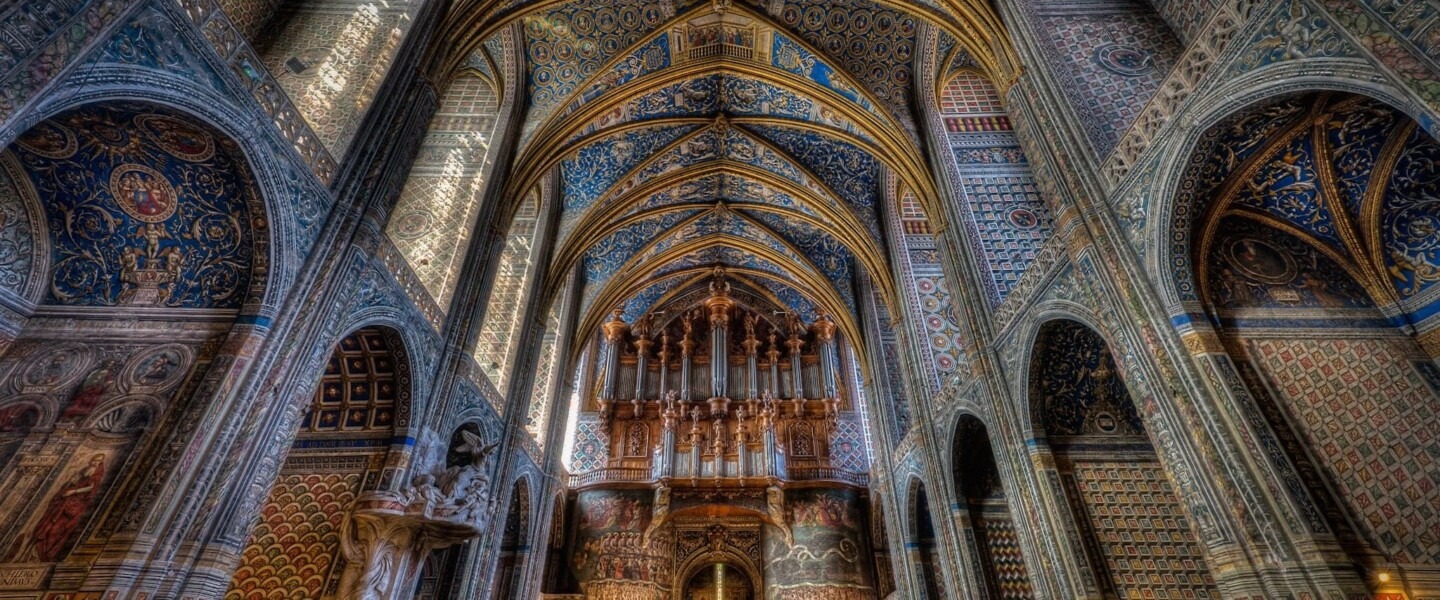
[586, 269, 859, 485]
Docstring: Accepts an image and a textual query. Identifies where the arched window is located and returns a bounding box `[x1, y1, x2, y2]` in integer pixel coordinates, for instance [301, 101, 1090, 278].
[473, 189, 545, 402]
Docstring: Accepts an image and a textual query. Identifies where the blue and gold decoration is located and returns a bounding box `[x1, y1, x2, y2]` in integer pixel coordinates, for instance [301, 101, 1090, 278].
[11, 101, 261, 309]
[1184, 94, 1440, 323]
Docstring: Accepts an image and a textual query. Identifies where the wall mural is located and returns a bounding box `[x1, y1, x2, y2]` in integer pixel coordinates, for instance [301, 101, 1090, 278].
[1179, 95, 1440, 320]
[225, 327, 406, 599]
[0, 336, 196, 586]
[9, 101, 262, 309]
[0, 401, 151, 567]
[764, 488, 873, 599]
[1031, 321, 1141, 437]
[571, 489, 672, 597]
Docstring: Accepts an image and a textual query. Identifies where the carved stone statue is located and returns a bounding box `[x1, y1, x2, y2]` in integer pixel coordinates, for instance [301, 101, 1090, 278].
[401, 430, 498, 525]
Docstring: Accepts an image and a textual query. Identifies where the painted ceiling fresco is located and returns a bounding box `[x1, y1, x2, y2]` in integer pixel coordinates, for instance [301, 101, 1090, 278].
[510, 0, 945, 347]
[1032, 320, 1144, 438]
[1182, 94, 1440, 323]
[9, 101, 263, 309]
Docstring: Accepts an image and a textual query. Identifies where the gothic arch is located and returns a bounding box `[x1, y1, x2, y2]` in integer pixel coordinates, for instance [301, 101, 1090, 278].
[1138, 61, 1431, 314]
[1150, 78, 1440, 592]
[436, 0, 1020, 100]
[24, 72, 320, 312]
[494, 476, 535, 598]
[949, 412, 1033, 599]
[1026, 318, 1219, 599]
[225, 325, 415, 599]
[906, 477, 946, 599]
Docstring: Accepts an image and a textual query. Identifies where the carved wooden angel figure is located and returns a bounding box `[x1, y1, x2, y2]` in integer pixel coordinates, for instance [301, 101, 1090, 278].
[743, 312, 757, 340]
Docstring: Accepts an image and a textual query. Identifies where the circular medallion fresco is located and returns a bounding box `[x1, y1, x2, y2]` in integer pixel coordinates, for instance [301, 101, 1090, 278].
[1008, 207, 1039, 230]
[126, 346, 188, 388]
[392, 210, 434, 240]
[16, 121, 77, 159]
[136, 114, 215, 162]
[21, 345, 91, 390]
[109, 165, 178, 223]
[1094, 44, 1154, 76]
[1223, 236, 1297, 285]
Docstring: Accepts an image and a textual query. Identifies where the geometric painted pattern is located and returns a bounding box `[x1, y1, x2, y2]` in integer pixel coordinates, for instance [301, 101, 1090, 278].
[1250, 338, 1440, 564]
[940, 72, 1053, 305]
[525, 301, 564, 450]
[974, 514, 1034, 600]
[940, 71, 1004, 115]
[1032, 2, 1181, 156]
[260, 0, 416, 156]
[300, 328, 399, 435]
[829, 414, 869, 473]
[473, 192, 541, 403]
[387, 71, 501, 320]
[889, 187, 966, 389]
[772, 0, 918, 123]
[224, 472, 361, 600]
[523, 0, 673, 134]
[570, 419, 609, 473]
[1068, 461, 1218, 599]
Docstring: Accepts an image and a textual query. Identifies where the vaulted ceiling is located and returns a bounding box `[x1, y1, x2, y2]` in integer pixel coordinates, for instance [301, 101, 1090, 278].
[1187, 93, 1440, 321]
[431, 0, 1018, 357]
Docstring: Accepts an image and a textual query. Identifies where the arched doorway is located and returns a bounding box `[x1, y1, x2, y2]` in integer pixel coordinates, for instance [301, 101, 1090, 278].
[1174, 91, 1440, 593]
[683, 562, 753, 600]
[226, 326, 411, 599]
[952, 415, 1033, 599]
[1029, 319, 1218, 599]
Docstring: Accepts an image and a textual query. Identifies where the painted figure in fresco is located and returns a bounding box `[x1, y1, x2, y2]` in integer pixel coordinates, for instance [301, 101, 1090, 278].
[135, 223, 170, 260]
[135, 349, 181, 386]
[33, 351, 74, 386]
[59, 360, 121, 423]
[11, 454, 108, 562]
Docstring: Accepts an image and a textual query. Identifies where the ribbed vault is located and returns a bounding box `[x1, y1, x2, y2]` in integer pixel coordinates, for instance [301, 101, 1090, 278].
[427, 0, 1012, 375]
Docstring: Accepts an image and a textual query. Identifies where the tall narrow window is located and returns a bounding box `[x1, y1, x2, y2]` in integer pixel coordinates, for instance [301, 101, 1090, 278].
[387, 68, 503, 324]
[474, 191, 543, 399]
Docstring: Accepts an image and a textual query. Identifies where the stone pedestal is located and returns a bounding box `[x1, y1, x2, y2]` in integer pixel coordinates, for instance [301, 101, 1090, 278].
[337, 493, 482, 600]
